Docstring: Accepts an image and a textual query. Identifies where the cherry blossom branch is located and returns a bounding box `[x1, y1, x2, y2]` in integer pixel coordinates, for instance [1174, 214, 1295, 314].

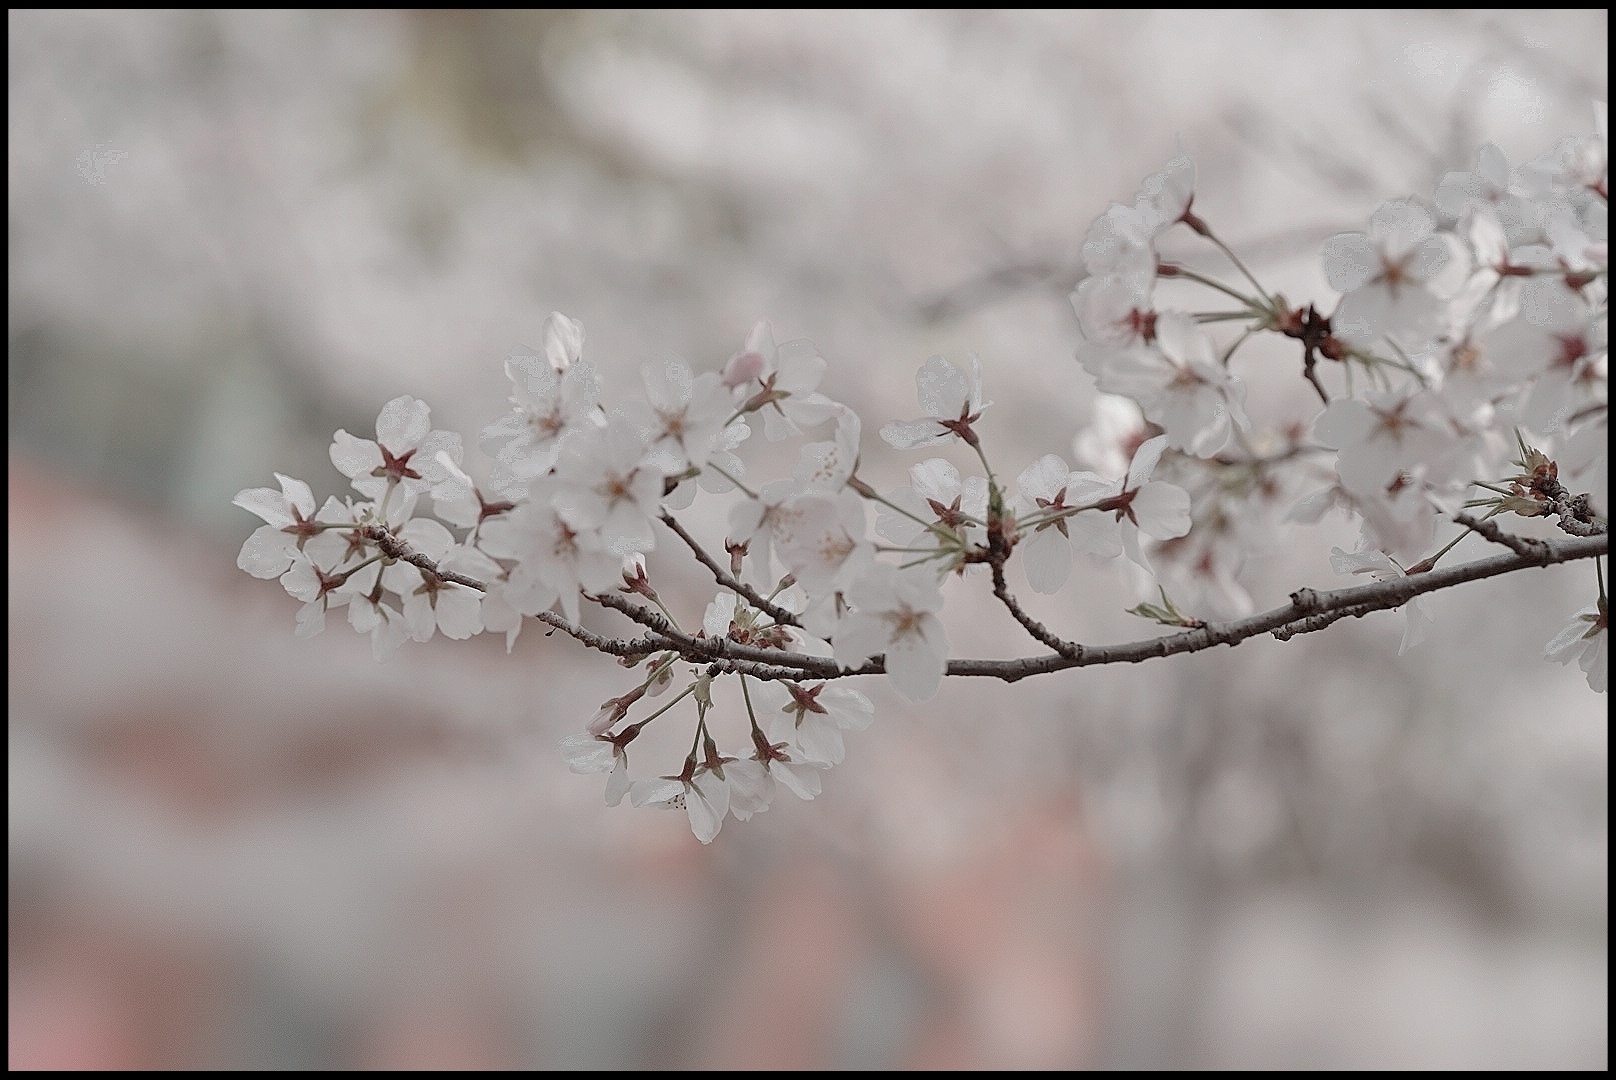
[989, 559, 1081, 659]
[532, 610, 662, 661]
[1454, 514, 1560, 562]
[656, 511, 801, 627]
[985, 523, 1082, 659]
[610, 533, 1608, 683]
[359, 518, 1605, 684]
[359, 525, 486, 590]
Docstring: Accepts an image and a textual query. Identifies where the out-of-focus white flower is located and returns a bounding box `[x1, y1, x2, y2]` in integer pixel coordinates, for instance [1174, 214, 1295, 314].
[1083, 312, 1249, 457]
[540, 311, 585, 372]
[793, 407, 862, 492]
[1482, 280, 1604, 434]
[1434, 143, 1542, 243]
[1073, 394, 1150, 481]
[1544, 600, 1608, 693]
[1313, 387, 1460, 501]
[1072, 272, 1157, 349]
[551, 416, 663, 557]
[727, 321, 842, 441]
[1329, 546, 1433, 655]
[619, 355, 739, 477]
[481, 334, 604, 478]
[834, 563, 949, 701]
[1323, 199, 1463, 348]
[772, 489, 872, 594]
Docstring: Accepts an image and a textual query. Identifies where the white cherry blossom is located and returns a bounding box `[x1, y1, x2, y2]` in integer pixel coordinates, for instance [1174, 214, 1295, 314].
[560, 733, 632, 807]
[477, 484, 616, 625]
[835, 563, 949, 702]
[792, 407, 862, 492]
[377, 519, 485, 643]
[630, 767, 730, 845]
[875, 457, 990, 569]
[1323, 199, 1462, 348]
[233, 472, 321, 580]
[1082, 312, 1249, 457]
[481, 340, 604, 478]
[772, 488, 873, 594]
[620, 355, 740, 476]
[429, 452, 522, 535]
[1013, 455, 1118, 592]
[750, 679, 874, 767]
[1313, 388, 1461, 502]
[1544, 600, 1608, 694]
[1434, 143, 1541, 243]
[330, 395, 463, 511]
[1078, 435, 1194, 571]
[539, 311, 585, 372]
[880, 354, 991, 450]
[551, 416, 663, 557]
[728, 320, 842, 441]
[1072, 394, 1149, 481]
[728, 478, 808, 576]
[279, 529, 355, 640]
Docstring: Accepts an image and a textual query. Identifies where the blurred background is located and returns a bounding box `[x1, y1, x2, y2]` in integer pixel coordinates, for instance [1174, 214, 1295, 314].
[8, 10, 1607, 1069]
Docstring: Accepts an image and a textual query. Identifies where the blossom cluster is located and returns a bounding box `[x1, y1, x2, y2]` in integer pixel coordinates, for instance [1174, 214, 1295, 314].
[237, 109, 1607, 842]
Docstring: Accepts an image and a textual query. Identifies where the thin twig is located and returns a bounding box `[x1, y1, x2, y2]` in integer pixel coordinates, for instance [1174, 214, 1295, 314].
[360, 525, 488, 591]
[1454, 514, 1553, 563]
[988, 546, 1082, 660]
[658, 512, 801, 627]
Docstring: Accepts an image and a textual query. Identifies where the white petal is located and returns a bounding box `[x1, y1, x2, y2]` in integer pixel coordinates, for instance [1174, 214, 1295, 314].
[329, 430, 381, 481]
[883, 619, 946, 702]
[915, 354, 969, 418]
[880, 419, 948, 450]
[771, 761, 822, 801]
[604, 758, 632, 806]
[543, 312, 585, 371]
[1021, 524, 1073, 594]
[1131, 481, 1192, 540]
[434, 589, 485, 639]
[686, 777, 728, 843]
[821, 685, 874, 730]
[630, 777, 682, 808]
[376, 396, 432, 451]
[1126, 435, 1169, 490]
[559, 733, 616, 774]
[1311, 400, 1377, 450]
[237, 525, 295, 579]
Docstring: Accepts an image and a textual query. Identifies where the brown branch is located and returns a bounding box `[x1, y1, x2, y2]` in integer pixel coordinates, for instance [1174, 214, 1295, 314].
[356, 522, 1606, 685]
[657, 512, 801, 627]
[360, 525, 489, 591]
[1454, 514, 1554, 563]
[531, 610, 662, 661]
[989, 544, 1082, 660]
